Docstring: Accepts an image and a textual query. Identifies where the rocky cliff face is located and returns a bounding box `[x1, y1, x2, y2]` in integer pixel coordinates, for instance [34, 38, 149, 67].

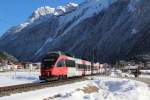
[0, 52, 18, 63]
[0, 0, 150, 63]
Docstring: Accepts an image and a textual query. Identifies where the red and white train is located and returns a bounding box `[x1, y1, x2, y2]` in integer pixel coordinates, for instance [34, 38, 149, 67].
[39, 51, 106, 80]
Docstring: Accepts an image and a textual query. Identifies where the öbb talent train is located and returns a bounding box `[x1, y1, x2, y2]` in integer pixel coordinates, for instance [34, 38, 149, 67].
[39, 51, 106, 80]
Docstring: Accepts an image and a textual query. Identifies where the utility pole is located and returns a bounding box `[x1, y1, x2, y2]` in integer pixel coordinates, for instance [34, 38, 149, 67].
[91, 47, 96, 75]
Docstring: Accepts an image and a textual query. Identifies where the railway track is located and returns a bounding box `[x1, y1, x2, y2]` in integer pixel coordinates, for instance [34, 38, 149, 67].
[0, 77, 86, 97]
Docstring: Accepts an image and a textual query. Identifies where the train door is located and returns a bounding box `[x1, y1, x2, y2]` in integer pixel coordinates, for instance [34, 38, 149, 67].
[65, 60, 76, 77]
[55, 60, 68, 76]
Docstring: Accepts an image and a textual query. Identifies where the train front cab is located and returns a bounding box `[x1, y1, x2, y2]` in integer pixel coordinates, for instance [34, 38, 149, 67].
[39, 52, 60, 80]
[39, 52, 68, 80]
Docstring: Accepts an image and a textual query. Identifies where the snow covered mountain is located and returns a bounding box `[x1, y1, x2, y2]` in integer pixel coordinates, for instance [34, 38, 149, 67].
[0, 0, 150, 63]
[0, 52, 18, 63]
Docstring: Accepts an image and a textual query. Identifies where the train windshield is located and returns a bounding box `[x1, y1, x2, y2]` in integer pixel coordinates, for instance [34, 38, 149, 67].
[42, 53, 59, 68]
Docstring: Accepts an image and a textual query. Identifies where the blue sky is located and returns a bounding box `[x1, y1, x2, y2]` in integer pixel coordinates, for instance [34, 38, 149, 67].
[0, 0, 84, 37]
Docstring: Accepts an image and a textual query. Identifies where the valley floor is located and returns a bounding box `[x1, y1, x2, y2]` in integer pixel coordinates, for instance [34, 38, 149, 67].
[0, 70, 150, 100]
[0, 71, 40, 87]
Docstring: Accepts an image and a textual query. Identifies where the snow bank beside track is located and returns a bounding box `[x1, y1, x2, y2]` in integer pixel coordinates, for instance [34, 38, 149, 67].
[0, 71, 40, 87]
[0, 76, 150, 100]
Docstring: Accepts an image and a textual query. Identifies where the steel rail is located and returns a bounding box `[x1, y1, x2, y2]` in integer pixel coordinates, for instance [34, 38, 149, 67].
[0, 77, 86, 97]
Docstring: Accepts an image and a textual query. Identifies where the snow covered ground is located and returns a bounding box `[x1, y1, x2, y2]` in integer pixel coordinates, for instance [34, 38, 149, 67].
[0, 76, 150, 100]
[0, 69, 150, 100]
[139, 70, 150, 79]
[109, 69, 118, 77]
[115, 69, 135, 78]
[115, 69, 150, 79]
[139, 75, 150, 79]
[140, 70, 150, 74]
[0, 71, 40, 87]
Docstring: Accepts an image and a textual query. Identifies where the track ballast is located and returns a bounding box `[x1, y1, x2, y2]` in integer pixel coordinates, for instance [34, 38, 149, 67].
[0, 77, 86, 97]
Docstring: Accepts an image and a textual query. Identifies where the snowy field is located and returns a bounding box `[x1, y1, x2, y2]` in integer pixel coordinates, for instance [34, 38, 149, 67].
[116, 69, 150, 79]
[0, 76, 150, 100]
[0, 70, 150, 100]
[140, 70, 150, 74]
[0, 71, 40, 87]
[139, 75, 150, 79]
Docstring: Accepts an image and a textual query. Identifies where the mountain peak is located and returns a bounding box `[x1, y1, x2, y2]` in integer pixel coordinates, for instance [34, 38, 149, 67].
[30, 2, 79, 20]
[55, 2, 79, 15]
[30, 6, 55, 20]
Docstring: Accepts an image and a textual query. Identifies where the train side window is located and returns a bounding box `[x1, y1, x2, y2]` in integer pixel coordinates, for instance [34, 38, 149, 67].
[78, 64, 85, 69]
[65, 60, 75, 67]
[57, 60, 65, 67]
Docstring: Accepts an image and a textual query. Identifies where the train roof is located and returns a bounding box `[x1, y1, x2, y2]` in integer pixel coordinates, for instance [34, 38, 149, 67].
[47, 51, 92, 64]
